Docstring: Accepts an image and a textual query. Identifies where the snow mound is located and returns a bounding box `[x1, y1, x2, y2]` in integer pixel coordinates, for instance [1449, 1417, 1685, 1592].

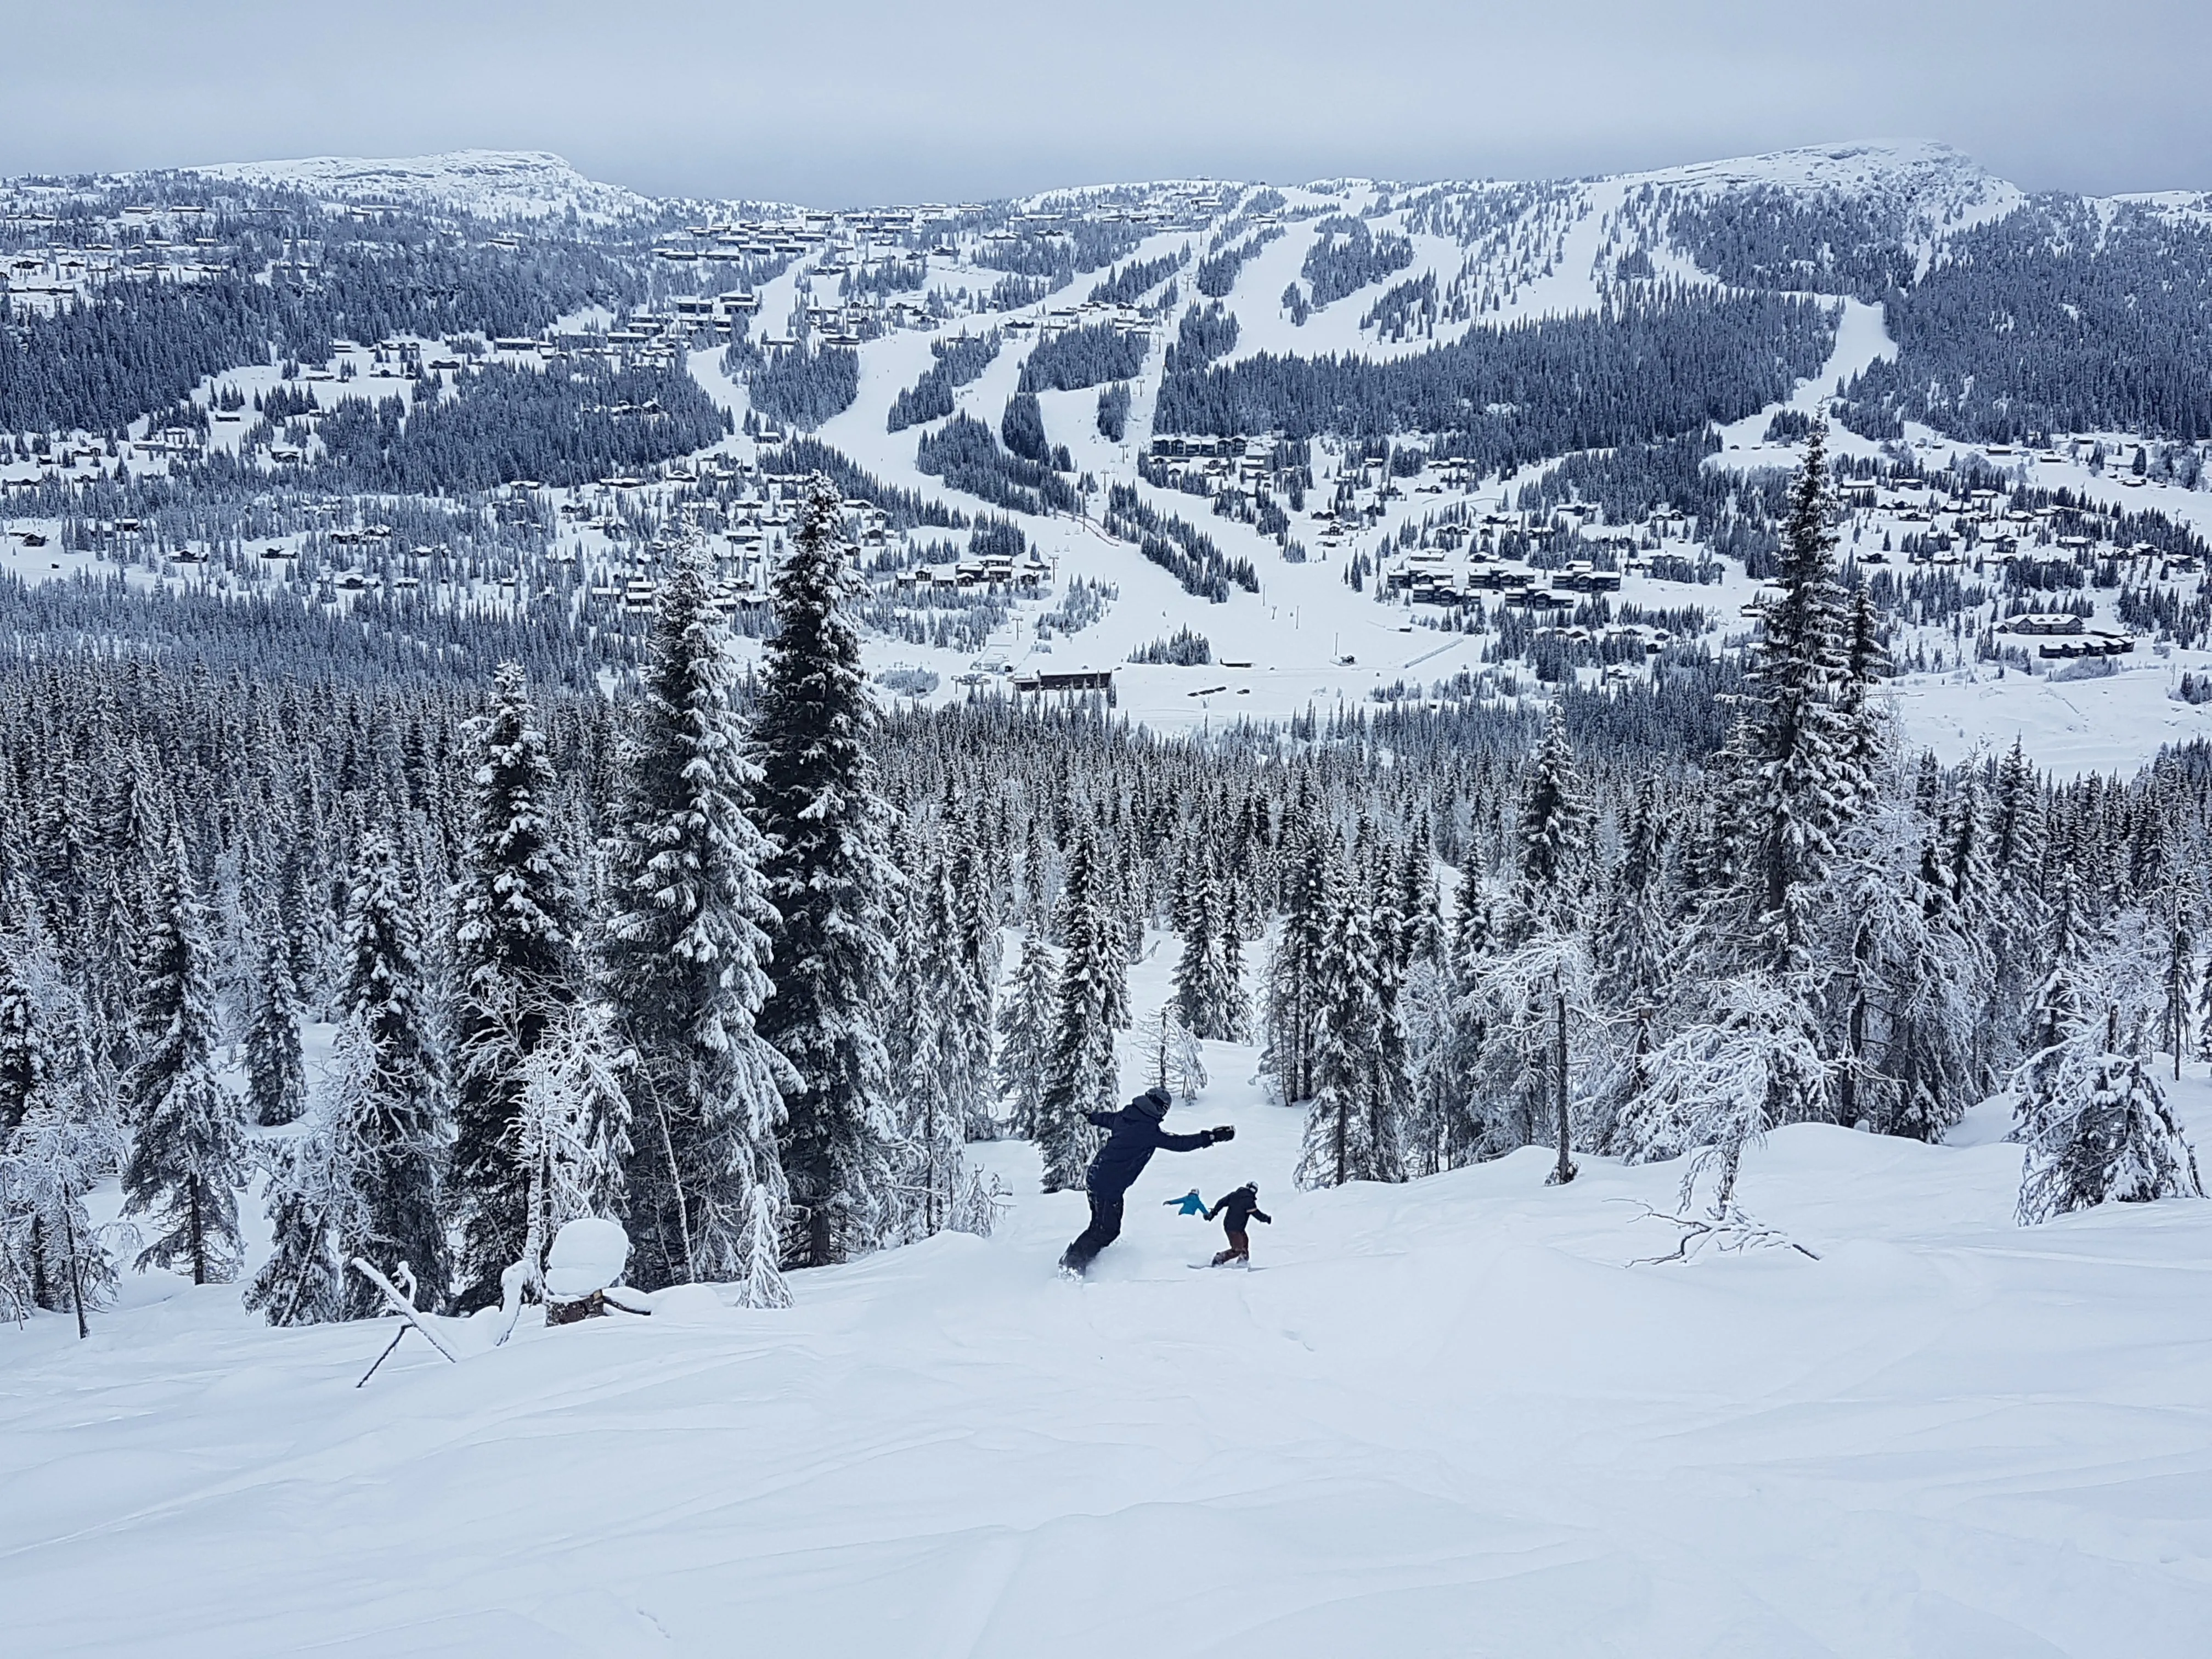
[543, 1217, 630, 1300]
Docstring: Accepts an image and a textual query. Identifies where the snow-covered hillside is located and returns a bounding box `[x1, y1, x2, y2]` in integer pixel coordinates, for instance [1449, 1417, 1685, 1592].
[5, 938, 2209, 1657]
[184, 149, 665, 224]
[6, 137, 2211, 779]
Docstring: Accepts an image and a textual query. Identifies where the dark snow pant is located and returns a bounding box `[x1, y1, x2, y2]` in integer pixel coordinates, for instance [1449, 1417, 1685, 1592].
[1211, 1228, 1250, 1267]
[1061, 1191, 1125, 1273]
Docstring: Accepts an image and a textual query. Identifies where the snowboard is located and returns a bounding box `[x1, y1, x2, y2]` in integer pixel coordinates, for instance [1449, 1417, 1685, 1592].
[1189, 1259, 1257, 1271]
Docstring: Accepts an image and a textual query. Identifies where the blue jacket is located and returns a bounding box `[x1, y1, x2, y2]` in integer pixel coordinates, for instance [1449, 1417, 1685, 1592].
[1084, 1099, 1215, 1197]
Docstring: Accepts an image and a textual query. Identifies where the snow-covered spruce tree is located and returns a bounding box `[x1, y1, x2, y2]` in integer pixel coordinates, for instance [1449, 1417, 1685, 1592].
[1173, 866, 1248, 1042]
[0, 940, 50, 1149]
[1261, 819, 1332, 1106]
[1985, 737, 2047, 1076]
[755, 482, 902, 1267]
[1035, 824, 1127, 1192]
[885, 850, 973, 1238]
[335, 831, 450, 1315]
[121, 834, 245, 1286]
[1708, 422, 1857, 976]
[946, 823, 1002, 1141]
[602, 554, 791, 1299]
[242, 929, 306, 1128]
[1393, 818, 1445, 971]
[1217, 898, 1253, 1044]
[1595, 778, 1672, 1014]
[2014, 921, 2204, 1224]
[2152, 844, 2199, 1081]
[449, 662, 583, 1311]
[1473, 703, 1589, 1178]
[1295, 834, 1406, 1189]
[995, 932, 1059, 1139]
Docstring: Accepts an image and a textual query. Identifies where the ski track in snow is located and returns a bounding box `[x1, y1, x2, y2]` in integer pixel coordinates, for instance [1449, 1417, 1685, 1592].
[5, 941, 2212, 1657]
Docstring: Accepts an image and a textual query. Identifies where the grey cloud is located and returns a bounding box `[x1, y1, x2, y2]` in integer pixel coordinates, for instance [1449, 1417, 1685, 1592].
[4, 1, 2209, 202]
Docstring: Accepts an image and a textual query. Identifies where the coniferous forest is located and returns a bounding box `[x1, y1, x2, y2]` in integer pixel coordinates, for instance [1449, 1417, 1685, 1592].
[7, 435, 2207, 1328]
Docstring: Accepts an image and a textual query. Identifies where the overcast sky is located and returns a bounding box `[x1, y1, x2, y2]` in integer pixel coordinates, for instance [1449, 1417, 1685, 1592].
[7, 1, 2210, 204]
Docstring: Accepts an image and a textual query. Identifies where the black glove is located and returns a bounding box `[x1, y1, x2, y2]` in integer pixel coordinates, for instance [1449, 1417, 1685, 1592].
[1210, 1125, 1235, 1142]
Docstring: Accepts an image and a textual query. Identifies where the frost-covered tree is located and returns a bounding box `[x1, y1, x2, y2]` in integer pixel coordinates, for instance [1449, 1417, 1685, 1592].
[1709, 425, 1855, 973]
[1261, 821, 1332, 1105]
[337, 832, 450, 1314]
[450, 663, 582, 1310]
[242, 930, 306, 1128]
[1136, 1001, 1207, 1103]
[995, 932, 1058, 1139]
[1504, 703, 1587, 945]
[885, 851, 976, 1238]
[602, 555, 791, 1299]
[1472, 928, 1593, 1183]
[2, 1095, 125, 1335]
[1036, 825, 1127, 1192]
[1829, 795, 1982, 1141]
[1295, 837, 1406, 1189]
[1615, 970, 1828, 1213]
[1, 937, 121, 1333]
[2015, 919, 2204, 1223]
[243, 1071, 370, 1328]
[512, 1000, 636, 1306]
[946, 825, 1002, 1140]
[121, 834, 245, 1286]
[757, 482, 902, 1266]
[1173, 866, 1247, 1042]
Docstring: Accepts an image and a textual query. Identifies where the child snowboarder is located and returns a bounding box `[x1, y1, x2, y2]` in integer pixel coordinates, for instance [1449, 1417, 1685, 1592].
[1164, 1189, 1207, 1217]
[1205, 1182, 1271, 1267]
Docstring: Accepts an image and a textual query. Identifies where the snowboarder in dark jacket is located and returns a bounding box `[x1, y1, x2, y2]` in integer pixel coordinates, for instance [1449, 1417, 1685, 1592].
[1206, 1182, 1271, 1266]
[1059, 1086, 1234, 1275]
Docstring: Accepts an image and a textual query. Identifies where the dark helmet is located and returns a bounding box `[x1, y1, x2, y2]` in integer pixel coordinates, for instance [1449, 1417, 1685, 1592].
[1135, 1085, 1172, 1119]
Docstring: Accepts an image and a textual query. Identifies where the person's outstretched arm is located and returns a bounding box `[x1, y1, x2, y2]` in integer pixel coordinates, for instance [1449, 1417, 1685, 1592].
[1084, 1110, 1118, 1130]
[1253, 1209, 1272, 1225]
[1155, 1126, 1217, 1153]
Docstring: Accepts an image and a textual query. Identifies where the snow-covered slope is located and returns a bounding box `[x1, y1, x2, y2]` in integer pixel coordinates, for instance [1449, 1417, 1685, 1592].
[185, 149, 662, 223]
[5, 938, 2210, 1657]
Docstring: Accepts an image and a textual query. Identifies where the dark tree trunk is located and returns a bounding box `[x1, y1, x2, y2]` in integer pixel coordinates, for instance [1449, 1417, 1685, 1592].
[1548, 983, 1576, 1186]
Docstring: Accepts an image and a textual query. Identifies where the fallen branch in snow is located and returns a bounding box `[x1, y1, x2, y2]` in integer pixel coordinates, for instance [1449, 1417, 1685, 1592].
[1617, 1200, 1821, 1265]
[349, 1257, 459, 1386]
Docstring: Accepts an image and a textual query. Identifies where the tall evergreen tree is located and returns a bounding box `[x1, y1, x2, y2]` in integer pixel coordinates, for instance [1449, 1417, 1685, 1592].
[121, 834, 245, 1286]
[450, 663, 582, 1310]
[1261, 820, 1332, 1105]
[1718, 423, 1854, 973]
[995, 932, 1059, 1139]
[1295, 837, 1405, 1188]
[336, 832, 449, 1315]
[1173, 866, 1247, 1042]
[1036, 826, 1127, 1192]
[756, 482, 902, 1266]
[242, 929, 306, 1128]
[602, 557, 791, 1300]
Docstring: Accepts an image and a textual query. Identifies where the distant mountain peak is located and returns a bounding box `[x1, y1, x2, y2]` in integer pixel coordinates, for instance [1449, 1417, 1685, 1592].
[182, 149, 658, 224]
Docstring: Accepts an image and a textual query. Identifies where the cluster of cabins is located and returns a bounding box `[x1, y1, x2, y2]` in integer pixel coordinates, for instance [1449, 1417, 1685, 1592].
[1386, 549, 1622, 607]
[1996, 612, 2138, 659]
[894, 550, 1053, 593]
